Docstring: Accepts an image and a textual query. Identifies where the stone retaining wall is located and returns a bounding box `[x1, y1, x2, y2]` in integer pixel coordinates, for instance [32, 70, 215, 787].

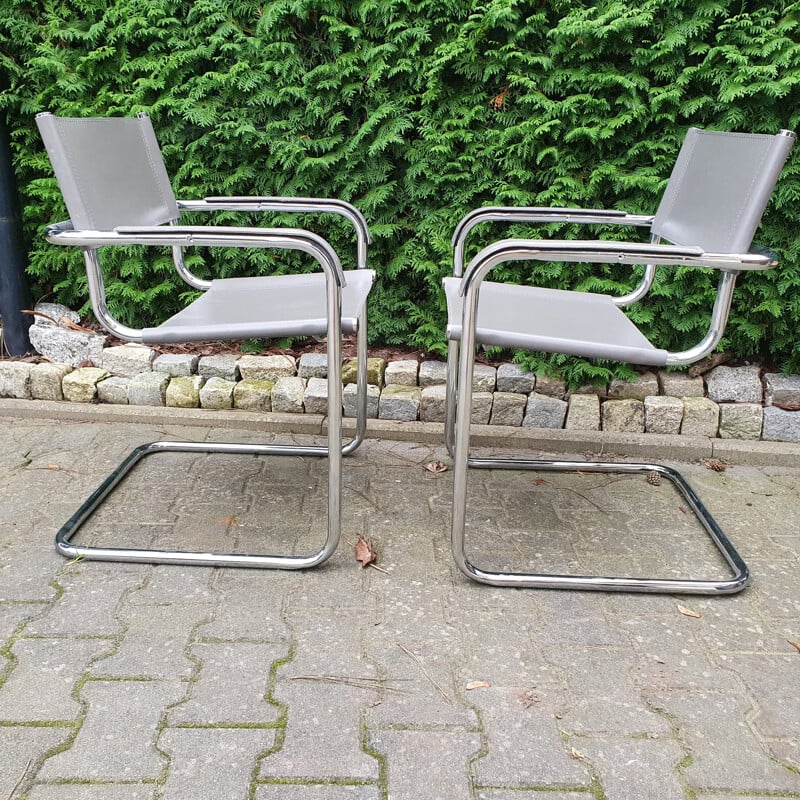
[2, 342, 800, 443]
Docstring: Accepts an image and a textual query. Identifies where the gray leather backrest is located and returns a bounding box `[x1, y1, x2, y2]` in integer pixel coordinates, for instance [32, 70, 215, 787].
[652, 127, 795, 253]
[36, 112, 180, 231]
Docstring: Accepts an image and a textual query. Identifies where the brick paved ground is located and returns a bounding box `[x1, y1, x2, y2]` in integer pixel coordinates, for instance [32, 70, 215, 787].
[0, 410, 799, 799]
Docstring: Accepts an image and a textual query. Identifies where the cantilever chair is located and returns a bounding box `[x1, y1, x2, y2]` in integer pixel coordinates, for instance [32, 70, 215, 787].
[37, 111, 374, 569]
[445, 127, 795, 594]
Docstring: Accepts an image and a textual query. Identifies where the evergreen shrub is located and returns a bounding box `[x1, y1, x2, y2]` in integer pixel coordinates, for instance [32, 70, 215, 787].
[2, 1, 800, 384]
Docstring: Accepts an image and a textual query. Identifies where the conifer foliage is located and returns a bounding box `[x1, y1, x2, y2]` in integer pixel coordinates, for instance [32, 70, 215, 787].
[2, 1, 799, 380]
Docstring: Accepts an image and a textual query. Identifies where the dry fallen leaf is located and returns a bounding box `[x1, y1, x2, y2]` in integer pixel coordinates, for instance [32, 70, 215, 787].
[570, 747, 585, 760]
[221, 516, 238, 527]
[518, 689, 541, 708]
[355, 532, 378, 568]
[44, 464, 61, 471]
[533, 478, 547, 486]
[677, 604, 703, 619]
[788, 640, 800, 654]
[424, 461, 448, 474]
[465, 680, 491, 691]
[703, 458, 727, 472]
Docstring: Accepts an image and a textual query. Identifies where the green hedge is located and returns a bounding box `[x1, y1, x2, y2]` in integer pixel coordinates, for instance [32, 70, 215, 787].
[3, 1, 800, 384]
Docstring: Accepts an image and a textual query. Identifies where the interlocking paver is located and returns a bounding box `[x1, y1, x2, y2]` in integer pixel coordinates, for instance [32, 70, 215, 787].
[92, 603, 211, 679]
[647, 690, 800, 792]
[169, 642, 286, 725]
[370, 729, 481, 799]
[159, 727, 275, 799]
[576, 736, 687, 800]
[470, 686, 592, 788]
[27, 786, 157, 800]
[0, 637, 109, 721]
[0, 726, 70, 798]
[255, 785, 379, 800]
[38, 679, 185, 781]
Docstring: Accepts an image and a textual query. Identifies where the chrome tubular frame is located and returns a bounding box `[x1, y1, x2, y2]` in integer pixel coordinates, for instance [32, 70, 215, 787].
[51, 227, 348, 570]
[176, 197, 372, 452]
[447, 238, 757, 594]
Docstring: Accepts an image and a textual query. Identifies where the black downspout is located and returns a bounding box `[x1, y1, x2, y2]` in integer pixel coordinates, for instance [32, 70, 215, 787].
[0, 115, 33, 356]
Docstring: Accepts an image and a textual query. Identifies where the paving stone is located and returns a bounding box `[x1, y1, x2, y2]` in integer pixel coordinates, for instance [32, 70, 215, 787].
[199, 354, 241, 381]
[722, 654, 800, 738]
[200, 376, 236, 409]
[565, 393, 600, 431]
[522, 392, 568, 429]
[369, 730, 481, 799]
[546, 648, 670, 736]
[128, 371, 169, 406]
[200, 571, 292, 642]
[764, 372, 800, 407]
[658, 370, 705, 397]
[574, 381, 608, 399]
[0, 602, 47, 641]
[419, 359, 448, 387]
[0, 548, 61, 603]
[489, 391, 527, 426]
[471, 686, 591, 787]
[577, 736, 687, 800]
[761, 406, 800, 442]
[238, 354, 295, 381]
[601, 398, 645, 432]
[719, 403, 762, 440]
[302, 376, 328, 414]
[166, 375, 204, 408]
[644, 395, 683, 434]
[159, 727, 275, 800]
[261, 678, 379, 781]
[471, 391, 493, 424]
[255, 786, 379, 800]
[420, 384, 448, 423]
[152, 353, 198, 377]
[607, 371, 659, 401]
[29, 324, 106, 367]
[343, 381, 379, 418]
[271, 376, 306, 413]
[39, 679, 185, 781]
[92, 603, 211, 679]
[169, 642, 285, 724]
[30, 362, 72, 401]
[706, 365, 763, 404]
[496, 363, 534, 394]
[681, 397, 719, 437]
[0, 637, 107, 721]
[647, 691, 800, 792]
[477, 793, 588, 800]
[28, 786, 157, 800]
[0, 727, 71, 799]
[298, 352, 328, 379]
[472, 363, 496, 392]
[385, 359, 419, 386]
[26, 567, 144, 637]
[61, 367, 110, 403]
[378, 385, 420, 421]
[0, 361, 31, 400]
[534, 373, 567, 399]
[97, 375, 129, 404]
[234, 379, 274, 412]
[100, 344, 155, 377]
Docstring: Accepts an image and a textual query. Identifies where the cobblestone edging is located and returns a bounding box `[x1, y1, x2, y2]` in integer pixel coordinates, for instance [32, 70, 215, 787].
[2, 341, 800, 443]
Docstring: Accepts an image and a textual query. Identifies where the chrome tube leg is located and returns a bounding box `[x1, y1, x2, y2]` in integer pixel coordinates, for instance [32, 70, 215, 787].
[451, 287, 480, 581]
[444, 339, 460, 458]
[342, 307, 368, 456]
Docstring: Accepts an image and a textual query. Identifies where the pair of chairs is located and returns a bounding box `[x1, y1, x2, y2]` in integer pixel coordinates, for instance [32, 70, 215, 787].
[37, 113, 795, 594]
